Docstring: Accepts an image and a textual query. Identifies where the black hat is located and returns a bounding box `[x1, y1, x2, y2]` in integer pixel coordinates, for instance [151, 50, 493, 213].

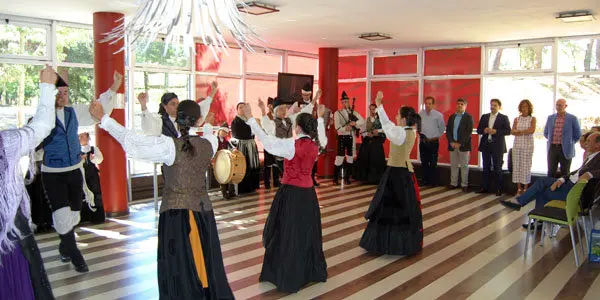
[340, 91, 349, 101]
[273, 97, 284, 108]
[55, 74, 68, 88]
[302, 82, 312, 92]
[267, 97, 274, 106]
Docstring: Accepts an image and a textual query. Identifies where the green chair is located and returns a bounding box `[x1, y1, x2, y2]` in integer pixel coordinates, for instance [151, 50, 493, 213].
[524, 180, 587, 267]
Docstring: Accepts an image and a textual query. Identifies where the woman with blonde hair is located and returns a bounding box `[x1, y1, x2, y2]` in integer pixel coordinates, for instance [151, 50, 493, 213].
[511, 99, 536, 195]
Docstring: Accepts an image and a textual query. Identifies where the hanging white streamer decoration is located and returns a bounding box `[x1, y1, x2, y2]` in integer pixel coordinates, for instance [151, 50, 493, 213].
[102, 0, 265, 60]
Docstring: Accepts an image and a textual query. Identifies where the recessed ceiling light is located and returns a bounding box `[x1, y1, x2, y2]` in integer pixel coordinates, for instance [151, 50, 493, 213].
[238, 1, 280, 15]
[556, 10, 595, 23]
[359, 33, 392, 41]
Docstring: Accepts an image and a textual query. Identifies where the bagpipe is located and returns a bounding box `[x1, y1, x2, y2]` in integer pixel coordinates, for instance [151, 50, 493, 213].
[340, 97, 360, 137]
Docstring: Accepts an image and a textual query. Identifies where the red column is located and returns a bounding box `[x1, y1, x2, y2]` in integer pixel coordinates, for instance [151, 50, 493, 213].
[93, 12, 128, 216]
[318, 48, 339, 177]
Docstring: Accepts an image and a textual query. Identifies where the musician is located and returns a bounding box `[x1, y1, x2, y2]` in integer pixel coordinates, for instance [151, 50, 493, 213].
[216, 123, 237, 199]
[333, 91, 365, 185]
[241, 102, 328, 293]
[90, 100, 234, 299]
[231, 103, 260, 194]
[355, 104, 387, 184]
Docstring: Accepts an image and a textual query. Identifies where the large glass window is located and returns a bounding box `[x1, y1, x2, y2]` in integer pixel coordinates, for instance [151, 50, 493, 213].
[134, 41, 190, 69]
[558, 38, 600, 73]
[487, 44, 552, 72]
[196, 45, 242, 74]
[0, 63, 45, 130]
[0, 23, 48, 58]
[483, 76, 555, 173]
[287, 55, 318, 80]
[246, 52, 282, 74]
[56, 25, 93, 64]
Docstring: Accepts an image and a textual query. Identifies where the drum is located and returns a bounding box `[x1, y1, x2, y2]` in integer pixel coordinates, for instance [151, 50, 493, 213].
[213, 149, 247, 184]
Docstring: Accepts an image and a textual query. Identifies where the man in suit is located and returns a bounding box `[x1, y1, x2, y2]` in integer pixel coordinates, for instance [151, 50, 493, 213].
[544, 98, 581, 178]
[477, 99, 511, 196]
[500, 132, 600, 228]
[446, 98, 474, 192]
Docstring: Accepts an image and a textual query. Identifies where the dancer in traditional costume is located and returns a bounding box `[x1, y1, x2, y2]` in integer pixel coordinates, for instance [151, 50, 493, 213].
[354, 103, 387, 184]
[89, 99, 234, 299]
[242, 102, 328, 293]
[1, 65, 57, 300]
[216, 122, 237, 199]
[231, 103, 260, 194]
[359, 92, 424, 256]
[78, 132, 105, 224]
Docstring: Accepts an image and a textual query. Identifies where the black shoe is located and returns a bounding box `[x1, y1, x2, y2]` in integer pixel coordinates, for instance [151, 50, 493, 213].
[313, 179, 320, 187]
[344, 178, 351, 185]
[522, 221, 543, 230]
[499, 199, 522, 211]
[495, 190, 503, 196]
[476, 189, 489, 194]
[447, 185, 458, 190]
[60, 230, 88, 273]
[264, 184, 271, 190]
[59, 253, 71, 263]
[461, 187, 469, 193]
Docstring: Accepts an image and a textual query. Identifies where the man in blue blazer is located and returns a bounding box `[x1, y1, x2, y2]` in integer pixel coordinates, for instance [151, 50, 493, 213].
[477, 99, 511, 196]
[544, 99, 581, 178]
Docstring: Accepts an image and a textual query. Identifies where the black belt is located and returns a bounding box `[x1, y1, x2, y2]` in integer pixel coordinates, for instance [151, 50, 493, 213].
[551, 144, 562, 147]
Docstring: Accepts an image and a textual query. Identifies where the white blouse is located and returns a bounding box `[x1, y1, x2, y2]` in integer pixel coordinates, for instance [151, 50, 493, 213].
[376, 105, 406, 146]
[246, 117, 327, 160]
[99, 115, 218, 166]
[14, 83, 57, 157]
[261, 103, 315, 136]
[141, 96, 213, 137]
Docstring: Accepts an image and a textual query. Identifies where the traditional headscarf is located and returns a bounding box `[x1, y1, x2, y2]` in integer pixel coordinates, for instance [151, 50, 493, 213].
[0, 127, 35, 254]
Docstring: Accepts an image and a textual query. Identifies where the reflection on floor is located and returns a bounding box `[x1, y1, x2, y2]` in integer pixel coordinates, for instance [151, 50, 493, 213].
[37, 183, 600, 299]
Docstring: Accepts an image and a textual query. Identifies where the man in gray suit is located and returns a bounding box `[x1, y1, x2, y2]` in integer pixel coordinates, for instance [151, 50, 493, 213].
[446, 98, 474, 192]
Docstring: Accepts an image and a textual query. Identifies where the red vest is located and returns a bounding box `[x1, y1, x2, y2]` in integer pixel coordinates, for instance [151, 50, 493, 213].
[281, 138, 318, 188]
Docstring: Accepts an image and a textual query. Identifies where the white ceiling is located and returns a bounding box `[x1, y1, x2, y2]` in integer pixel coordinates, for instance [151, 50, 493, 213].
[1, 0, 600, 54]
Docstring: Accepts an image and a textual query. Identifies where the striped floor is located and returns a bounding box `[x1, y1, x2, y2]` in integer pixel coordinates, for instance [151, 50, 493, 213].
[35, 182, 600, 299]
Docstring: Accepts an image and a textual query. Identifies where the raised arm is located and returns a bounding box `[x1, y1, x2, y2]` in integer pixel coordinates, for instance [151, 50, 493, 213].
[247, 118, 295, 160]
[16, 67, 58, 156]
[199, 81, 217, 121]
[200, 114, 218, 158]
[374, 91, 405, 146]
[75, 71, 122, 126]
[290, 103, 315, 126]
[316, 104, 328, 148]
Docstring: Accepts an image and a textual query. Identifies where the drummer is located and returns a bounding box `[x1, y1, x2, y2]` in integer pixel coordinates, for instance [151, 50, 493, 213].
[216, 122, 236, 199]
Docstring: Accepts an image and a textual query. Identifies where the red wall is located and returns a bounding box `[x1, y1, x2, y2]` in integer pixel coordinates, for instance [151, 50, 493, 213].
[374, 55, 418, 75]
[339, 55, 367, 79]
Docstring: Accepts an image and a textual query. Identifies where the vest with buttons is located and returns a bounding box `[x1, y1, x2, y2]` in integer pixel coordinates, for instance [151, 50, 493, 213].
[42, 107, 81, 168]
[281, 138, 318, 188]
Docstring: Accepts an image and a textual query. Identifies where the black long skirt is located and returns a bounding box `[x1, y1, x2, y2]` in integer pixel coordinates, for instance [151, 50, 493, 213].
[25, 170, 53, 232]
[354, 135, 387, 184]
[359, 167, 423, 255]
[158, 209, 234, 300]
[260, 185, 327, 293]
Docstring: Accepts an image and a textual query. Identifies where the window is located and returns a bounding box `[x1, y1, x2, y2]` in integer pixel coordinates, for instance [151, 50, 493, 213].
[196, 44, 242, 74]
[483, 76, 555, 173]
[287, 55, 318, 80]
[246, 52, 282, 74]
[373, 54, 418, 75]
[0, 63, 45, 130]
[0, 23, 48, 58]
[558, 38, 600, 73]
[134, 41, 190, 69]
[487, 44, 552, 72]
[56, 25, 93, 64]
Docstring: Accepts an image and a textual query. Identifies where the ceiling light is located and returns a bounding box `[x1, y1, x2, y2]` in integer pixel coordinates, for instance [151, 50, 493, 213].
[238, 1, 280, 15]
[556, 10, 595, 23]
[359, 33, 392, 41]
[103, 0, 264, 59]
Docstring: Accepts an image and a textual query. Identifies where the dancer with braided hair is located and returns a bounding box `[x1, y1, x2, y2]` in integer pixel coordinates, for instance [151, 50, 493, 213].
[89, 100, 233, 299]
[359, 91, 424, 256]
[241, 102, 329, 293]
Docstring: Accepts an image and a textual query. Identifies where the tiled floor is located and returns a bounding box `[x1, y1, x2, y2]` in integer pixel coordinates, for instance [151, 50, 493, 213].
[36, 183, 600, 299]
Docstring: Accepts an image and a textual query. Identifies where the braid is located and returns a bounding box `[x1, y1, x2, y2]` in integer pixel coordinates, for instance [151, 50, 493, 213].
[296, 113, 318, 140]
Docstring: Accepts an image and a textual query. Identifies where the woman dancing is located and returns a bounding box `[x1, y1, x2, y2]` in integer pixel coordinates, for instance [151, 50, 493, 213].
[89, 100, 233, 299]
[241, 102, 328, 293]
[359, 91, 424, 256]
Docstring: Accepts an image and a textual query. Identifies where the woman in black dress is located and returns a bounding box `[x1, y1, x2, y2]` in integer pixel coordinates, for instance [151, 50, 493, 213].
[355, 103, 387, 184]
